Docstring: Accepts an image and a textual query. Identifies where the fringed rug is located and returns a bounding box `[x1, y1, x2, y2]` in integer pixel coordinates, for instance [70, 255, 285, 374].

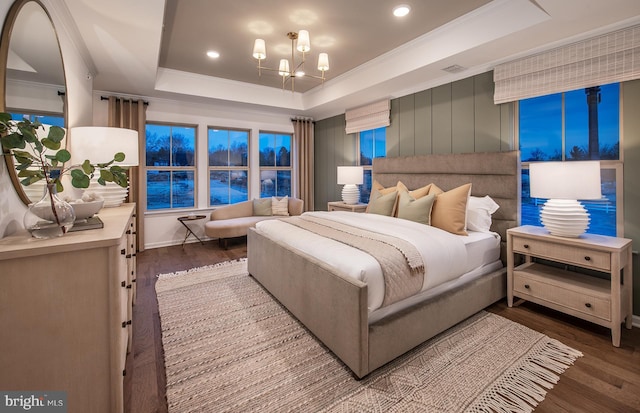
[156, 259, 582, 413]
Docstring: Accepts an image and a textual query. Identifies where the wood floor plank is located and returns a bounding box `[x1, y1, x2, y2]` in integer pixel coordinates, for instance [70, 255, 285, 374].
[124, 240, 640, 413]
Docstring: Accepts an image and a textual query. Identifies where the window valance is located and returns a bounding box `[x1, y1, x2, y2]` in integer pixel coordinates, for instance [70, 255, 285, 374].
[345, 99, 390, 134]
[494, 24, 640, 104]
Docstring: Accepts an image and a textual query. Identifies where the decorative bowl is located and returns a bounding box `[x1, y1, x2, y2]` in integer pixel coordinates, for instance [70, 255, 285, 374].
[70, 199, 104, 220]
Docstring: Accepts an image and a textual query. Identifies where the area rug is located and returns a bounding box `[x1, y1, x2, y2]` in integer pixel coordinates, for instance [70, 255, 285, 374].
[156, 259, 582, 413]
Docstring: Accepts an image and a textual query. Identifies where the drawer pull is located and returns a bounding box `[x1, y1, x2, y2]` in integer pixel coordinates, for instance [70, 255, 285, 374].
[121, 281, 126, 287]
[121, 249, 126, 255]
[126, 230, 131, 235]
[523, 244, 529, 249]
[524, 284, 530, 289]
[585, 303, 592, 308]
[584, 256, 591, 261]
[126, 284, 132, 289]
[126, 254, 132, 259]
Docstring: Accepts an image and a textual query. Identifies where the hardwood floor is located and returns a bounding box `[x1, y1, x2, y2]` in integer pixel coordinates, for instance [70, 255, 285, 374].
[124, 240, 640, 413]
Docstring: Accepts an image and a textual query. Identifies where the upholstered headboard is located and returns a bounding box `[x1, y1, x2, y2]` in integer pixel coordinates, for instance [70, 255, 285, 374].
[372, 151, 520, 260]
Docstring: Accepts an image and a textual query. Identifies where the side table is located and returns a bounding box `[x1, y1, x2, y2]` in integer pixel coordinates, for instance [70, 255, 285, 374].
[177, 215, 207, 247]
[327, 201, 367, 213]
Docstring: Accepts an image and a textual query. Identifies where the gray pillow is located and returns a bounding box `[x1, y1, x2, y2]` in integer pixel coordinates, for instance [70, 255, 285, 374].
[367, 189, 397, 216]
[396, 191, 435, 225]
[253, 198, 273, 216]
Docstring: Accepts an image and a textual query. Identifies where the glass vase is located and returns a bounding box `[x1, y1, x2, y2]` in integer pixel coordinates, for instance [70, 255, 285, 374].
[23, 182, 76, 239]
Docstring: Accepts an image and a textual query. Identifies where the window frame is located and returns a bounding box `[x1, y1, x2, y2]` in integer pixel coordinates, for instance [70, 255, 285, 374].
[258, 130, 292, 198]
[356, 126, 386, 203]
[145, 122, 198, 211]
[516, 84, 624, 237]
[207, 126, 250, 206]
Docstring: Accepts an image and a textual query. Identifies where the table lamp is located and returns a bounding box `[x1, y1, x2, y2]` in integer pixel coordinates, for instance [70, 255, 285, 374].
[529, 161, 601, 237]
[70, 126, 139, 207]
[337, 166, 363, 204]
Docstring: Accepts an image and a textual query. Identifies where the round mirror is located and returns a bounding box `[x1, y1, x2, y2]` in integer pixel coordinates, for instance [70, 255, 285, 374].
[0, 0, 67, 204]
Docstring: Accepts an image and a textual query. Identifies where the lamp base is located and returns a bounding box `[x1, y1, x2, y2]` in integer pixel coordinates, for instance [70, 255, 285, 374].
[341, 184, 360, 205]
[540, 199, 590, 237]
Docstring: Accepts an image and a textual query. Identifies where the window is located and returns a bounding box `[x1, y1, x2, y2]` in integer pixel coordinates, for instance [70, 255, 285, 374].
[146, 123, 196, 210]
[9, 112, 64, 127]
[208, 128, 249, 205]
[358, 127, 386, 203]
[259, 132, 291, 197]
[519, 83, 621, 236]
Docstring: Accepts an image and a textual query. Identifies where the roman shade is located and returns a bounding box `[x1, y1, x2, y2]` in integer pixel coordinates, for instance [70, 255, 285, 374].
[494, 24, 640, 104]
[345, 99, 390, 134]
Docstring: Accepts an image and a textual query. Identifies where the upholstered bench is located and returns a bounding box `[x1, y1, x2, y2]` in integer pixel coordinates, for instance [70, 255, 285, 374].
[204, 196, 303, 248]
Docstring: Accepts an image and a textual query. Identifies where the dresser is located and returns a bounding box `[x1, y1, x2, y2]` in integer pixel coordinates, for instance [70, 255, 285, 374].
[507, 225, 633, 347]
[0, 204, 137, 413]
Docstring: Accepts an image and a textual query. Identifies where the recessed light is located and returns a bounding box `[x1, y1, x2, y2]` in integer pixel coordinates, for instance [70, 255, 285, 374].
[393, 4, 411, 17]
[206, 50, 220, 59]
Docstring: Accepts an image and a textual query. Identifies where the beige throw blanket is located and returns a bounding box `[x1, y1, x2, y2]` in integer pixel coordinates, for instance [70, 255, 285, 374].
[283, 215, 425, 307]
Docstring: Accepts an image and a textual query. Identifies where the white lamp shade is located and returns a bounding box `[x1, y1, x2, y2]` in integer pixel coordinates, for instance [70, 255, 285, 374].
[529, 161, 601, 200]
[296, 30, 310, 52]
[70, 127, 139, 167]
[252, 39, 266, 60]
[278, 59, 290, 76]
[317, 53, 329, 71]
[337, 166, 364, 185]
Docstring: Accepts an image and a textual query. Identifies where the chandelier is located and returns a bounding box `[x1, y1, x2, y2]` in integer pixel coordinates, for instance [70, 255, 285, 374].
[252, 30, 329, 92]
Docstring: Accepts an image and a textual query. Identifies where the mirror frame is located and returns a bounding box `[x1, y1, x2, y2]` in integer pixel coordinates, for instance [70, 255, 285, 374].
[0, 0, 67, 205]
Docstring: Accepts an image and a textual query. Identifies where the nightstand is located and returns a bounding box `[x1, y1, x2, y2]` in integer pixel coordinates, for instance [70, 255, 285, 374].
[327, 201, 367, 213]
[507, 225, 633, 347]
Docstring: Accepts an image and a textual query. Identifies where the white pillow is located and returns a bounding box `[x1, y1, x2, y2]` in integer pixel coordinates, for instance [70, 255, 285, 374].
[271, 196, 290, 216]
[466, 195, 499, 232]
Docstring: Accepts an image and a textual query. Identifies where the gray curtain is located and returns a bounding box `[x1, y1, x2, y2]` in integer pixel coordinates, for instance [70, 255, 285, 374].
[107, 96, 147, 251]
[292, 117, 314, 212]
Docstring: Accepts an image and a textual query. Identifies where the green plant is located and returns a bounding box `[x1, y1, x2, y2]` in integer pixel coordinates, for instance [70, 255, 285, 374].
[0, 113, 128, 192]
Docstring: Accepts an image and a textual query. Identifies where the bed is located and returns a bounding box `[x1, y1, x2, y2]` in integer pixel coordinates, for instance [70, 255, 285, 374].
[247, 151, 520, 378]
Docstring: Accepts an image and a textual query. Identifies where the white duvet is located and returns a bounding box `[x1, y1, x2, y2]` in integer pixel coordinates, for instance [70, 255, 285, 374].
[255, 211, 472, 312]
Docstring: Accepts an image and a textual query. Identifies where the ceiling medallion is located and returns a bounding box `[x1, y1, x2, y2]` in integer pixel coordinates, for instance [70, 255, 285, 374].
[252, 30, 329, 92]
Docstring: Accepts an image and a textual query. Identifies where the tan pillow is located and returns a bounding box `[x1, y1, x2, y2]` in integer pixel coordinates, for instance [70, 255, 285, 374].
[366, 180, 398, 214]
[271, 196, 290, 216]
[252, 198, 273, 216]
[396, 189, 436, 225]
[366, 188, 398, 216]
[397, 181, 432, 200]
[430, 183, 472, 235]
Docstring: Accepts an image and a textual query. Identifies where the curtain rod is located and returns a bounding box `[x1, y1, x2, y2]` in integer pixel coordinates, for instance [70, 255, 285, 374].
[290, 117, 314, 123]
[101, 96, 149, 106]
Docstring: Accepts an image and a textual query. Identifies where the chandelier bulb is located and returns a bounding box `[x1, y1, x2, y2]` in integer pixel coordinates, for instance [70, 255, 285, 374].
[296, 30, 311, 53]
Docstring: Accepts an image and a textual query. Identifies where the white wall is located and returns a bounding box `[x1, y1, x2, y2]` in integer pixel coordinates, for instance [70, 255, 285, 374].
[92, 94, 294, 249]
[0, 0, 93, 237]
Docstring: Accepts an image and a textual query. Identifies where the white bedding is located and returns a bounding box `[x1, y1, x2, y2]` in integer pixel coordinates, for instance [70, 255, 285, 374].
[255, 211, 501, 313]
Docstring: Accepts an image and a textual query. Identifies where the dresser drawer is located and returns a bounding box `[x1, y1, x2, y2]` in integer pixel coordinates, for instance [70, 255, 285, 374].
[512, 236, 610, 271]
[514, 266, 611, 321]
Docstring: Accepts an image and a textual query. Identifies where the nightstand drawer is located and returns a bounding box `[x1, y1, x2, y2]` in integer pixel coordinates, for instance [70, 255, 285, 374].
[512, 237, 610, 271]
[514, 265, 611, 321]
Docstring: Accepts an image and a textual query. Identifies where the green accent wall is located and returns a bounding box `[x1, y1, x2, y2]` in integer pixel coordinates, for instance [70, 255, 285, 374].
[315, 71, 513, 210]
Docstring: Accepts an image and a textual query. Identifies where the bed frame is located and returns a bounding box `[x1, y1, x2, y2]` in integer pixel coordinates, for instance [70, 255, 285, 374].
[247, 151, 520, 378]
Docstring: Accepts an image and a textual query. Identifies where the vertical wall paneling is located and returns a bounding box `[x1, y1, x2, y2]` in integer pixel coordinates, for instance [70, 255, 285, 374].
[414, 90, 432, 155]
[622, 79, 640, 314]
[386, 100, 400, 158]
[451, 77, 475, 153]
[475, 71, 503, 152]
[398, 95, 416, 157]
[432, 83, 453, 154]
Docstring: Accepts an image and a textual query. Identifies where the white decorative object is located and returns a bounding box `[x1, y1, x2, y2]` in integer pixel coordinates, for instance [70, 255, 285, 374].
[337, 166, 363, 205]
[529, 161, 601, 237]
[70, 127, 140, 207]
[70, 199, 104, 220]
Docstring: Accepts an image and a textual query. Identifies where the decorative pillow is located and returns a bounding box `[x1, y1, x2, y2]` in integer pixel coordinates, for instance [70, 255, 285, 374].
[396, 190, 436, 225]
[396, 181, 432, 200]
[271, 196, 290, 216]
[253, 198, 273, 216]
[366, 188, 398, 216]
[430, 183, 472, 235]
[466, 195, 500, 232]
[365, 180, 398, 214]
